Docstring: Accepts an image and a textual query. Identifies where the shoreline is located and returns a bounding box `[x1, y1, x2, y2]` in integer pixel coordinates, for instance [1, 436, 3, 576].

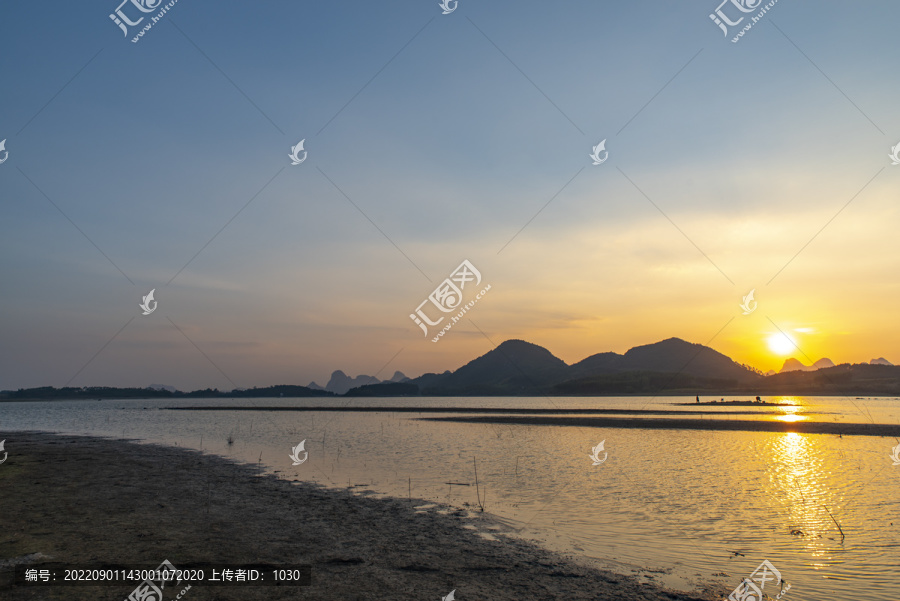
[418, 415, 900, 436]
[3, 393, 898, 402]
[0, 432, 719, 600]
[163, 406, 818, 416]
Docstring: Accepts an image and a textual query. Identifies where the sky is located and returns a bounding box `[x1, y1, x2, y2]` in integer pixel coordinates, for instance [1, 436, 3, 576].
[1, 1, 898, 391]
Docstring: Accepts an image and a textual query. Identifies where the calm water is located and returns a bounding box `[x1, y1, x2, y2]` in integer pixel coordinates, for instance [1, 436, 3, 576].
[2, 395, 899, 600]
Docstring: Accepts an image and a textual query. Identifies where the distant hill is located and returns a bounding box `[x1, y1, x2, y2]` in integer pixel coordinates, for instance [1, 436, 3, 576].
[6, 341, 896, 400]
[571, 337, 759, 384]
[230, 385, 332, 398]
[779, 357, 835, 373]
[410, 337, 761, 396]
[325, 370, 381, 395]
[1, 384, 333, 401]
[318, 369, 410, 394]
[344, 382, 418, 396]
[415, 340, 570, 395]
[148, 384, 177, 393]
[404, 338, 900, 396]
[760, 363, 900, 395]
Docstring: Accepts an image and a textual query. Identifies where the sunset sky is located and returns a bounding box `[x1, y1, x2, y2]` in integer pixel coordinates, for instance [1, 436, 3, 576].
[1, 1, 898, 390]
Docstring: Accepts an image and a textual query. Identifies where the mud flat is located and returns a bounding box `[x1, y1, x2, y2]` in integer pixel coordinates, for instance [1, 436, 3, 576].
[0, 432, 718, 600]
[418, 415, 900, 436]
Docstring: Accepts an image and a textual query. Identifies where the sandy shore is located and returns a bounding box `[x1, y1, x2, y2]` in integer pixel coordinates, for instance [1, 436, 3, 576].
[163, 406, 900, 436]
[0, 432, 719, 601]
[419, 415, 900, 436]
[166, 406, 810, 415]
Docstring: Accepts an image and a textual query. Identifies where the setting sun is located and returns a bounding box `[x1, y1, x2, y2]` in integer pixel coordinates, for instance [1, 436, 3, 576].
[768, 332, 797, 355]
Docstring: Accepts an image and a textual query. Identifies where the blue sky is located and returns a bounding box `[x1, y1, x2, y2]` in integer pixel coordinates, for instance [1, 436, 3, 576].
[1, 1, 899, 390]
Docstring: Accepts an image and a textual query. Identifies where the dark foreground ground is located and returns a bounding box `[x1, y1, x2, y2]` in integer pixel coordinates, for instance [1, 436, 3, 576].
[0, 432, 719, 601]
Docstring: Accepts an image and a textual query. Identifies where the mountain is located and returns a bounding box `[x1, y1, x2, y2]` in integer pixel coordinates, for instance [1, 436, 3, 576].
[325, 370, 381, 395]
[780, 358, 807, 373]
[306, 381, 326, 391]
[230, 385, 332, 398]
[388, 371, 410, 382]
[148, 384, 176, 393]
[761, 363, 900, 395]
[412, 337, 761, 396]
[870, 357, 894, 366]
[415, 339, 570, 395]
[344, 381, 419, 396]
[570, 338, 759, 384]
[779, 357, 835, 373]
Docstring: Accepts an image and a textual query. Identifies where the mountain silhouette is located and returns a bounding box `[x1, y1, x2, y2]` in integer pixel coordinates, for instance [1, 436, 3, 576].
[6, 340, 899, 399]
[388, 371, 410, 382]
[325, 370, 381, 395]
[416, 339, 570, 395]
[409, 337, 760, 395]
[779, 357, 835, 373]
[316, 369, 409, 394]
[571, 337, 757, 383]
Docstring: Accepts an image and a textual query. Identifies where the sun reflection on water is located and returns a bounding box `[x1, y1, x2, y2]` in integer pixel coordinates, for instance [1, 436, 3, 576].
[768, 432, 842, 558]
[774, 402, 808, 423]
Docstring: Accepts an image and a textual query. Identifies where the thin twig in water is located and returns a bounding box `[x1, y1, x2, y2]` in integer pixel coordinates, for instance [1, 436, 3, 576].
[823, 505, 845, 541]
[473, 456, 484, 512]
[793, 479, 806, 502]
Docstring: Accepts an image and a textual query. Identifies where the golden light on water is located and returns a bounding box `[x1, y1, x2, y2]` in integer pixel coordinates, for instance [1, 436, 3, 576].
[775, 403, 808, 423]
[776, 414, 807, 422]
[769, 432, 838, 555]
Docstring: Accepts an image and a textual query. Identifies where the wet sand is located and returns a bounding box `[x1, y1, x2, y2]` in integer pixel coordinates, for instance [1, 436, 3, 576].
[670, 401, 793, 406]
[166, 405, 818, 416]
[163, 406, 897, 435]
[165, 402, 900, 437]
[418, 415, 900, 436]
[0, 432, 718, 601]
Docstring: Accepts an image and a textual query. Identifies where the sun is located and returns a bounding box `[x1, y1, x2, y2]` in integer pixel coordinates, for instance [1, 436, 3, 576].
[767, 332, 796, 355]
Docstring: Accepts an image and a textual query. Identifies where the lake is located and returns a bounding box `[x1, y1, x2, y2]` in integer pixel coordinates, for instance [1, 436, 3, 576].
[2, 395, 899, 600]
